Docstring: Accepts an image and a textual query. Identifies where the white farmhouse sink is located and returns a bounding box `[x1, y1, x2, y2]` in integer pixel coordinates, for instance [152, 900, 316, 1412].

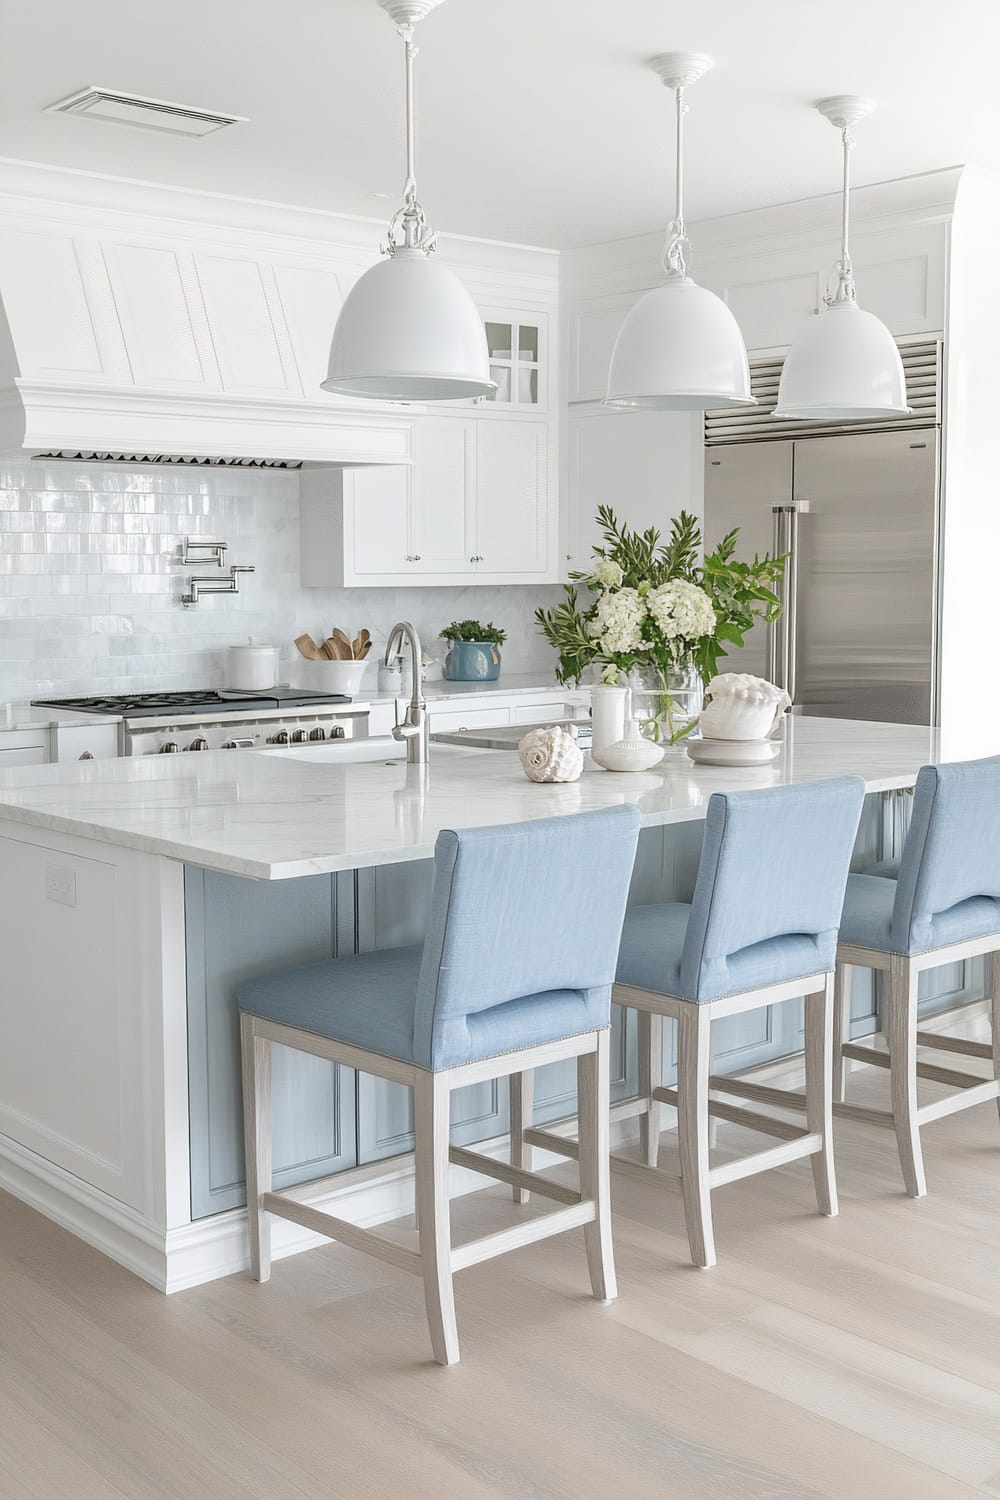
[260, 737, 407, 764]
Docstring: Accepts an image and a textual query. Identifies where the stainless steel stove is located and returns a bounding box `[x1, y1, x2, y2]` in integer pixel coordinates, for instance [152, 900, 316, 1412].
[32, 689, 369, 756]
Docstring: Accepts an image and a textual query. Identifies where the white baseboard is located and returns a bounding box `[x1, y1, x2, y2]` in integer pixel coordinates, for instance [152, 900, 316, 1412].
[0, 1125, 583, 1294]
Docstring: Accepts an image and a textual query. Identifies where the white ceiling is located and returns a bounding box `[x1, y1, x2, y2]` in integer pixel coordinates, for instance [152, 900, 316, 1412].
[2, 0, 998, 249]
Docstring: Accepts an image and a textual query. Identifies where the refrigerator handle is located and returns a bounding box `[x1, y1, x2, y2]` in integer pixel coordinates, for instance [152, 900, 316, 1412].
[768, 506, 792, 692]
[766, 507, 784, 686]
[785, 505, 801, 705]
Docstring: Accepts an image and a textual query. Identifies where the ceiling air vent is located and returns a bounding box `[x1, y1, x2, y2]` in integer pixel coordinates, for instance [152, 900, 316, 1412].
[46, 87, 247, 138]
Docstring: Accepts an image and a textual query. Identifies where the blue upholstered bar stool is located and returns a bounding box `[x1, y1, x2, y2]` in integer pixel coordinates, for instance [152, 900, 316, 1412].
[612, 778, 865, 1268]
[835, 758, 1000, 1198]
[238, 805, 641, 1366]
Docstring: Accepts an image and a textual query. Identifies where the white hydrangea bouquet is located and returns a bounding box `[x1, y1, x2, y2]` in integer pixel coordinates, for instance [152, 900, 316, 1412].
[536, 506, 786, 742]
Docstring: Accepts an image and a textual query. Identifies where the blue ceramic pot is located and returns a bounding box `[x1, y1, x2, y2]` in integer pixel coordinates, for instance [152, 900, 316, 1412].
[442, 641, 502, 682]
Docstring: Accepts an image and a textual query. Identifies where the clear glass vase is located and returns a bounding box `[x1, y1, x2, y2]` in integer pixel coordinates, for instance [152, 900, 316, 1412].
[627, 664, 704, 744]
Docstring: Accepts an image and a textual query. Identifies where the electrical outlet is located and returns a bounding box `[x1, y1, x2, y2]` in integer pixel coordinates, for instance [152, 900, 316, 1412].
[45, 863, 76, 908]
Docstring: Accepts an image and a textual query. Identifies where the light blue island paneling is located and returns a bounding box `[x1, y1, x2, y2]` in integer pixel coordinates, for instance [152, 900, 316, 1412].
[184, 792, 986, 1221]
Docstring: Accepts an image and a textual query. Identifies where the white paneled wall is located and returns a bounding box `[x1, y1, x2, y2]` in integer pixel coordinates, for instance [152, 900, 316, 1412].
[0, 463, 564, 704]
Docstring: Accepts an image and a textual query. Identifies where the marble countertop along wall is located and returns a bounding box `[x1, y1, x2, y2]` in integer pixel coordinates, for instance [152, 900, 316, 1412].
[0, 716, 942, 881]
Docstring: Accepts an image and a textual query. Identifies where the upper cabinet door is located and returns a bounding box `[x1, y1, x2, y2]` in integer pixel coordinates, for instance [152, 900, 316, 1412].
[566, 296, 636, 404]
[102, 241, 222, 390]
[474, 417, 548, 575]
[478, 313, 547, 411]
[194, 253, 298, 397]
[408, 417, 476, 573]
[347, 465, 412, 577]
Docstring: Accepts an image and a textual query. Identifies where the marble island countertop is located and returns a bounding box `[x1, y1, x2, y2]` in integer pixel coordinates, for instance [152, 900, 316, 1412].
[0, 716, 950, 881]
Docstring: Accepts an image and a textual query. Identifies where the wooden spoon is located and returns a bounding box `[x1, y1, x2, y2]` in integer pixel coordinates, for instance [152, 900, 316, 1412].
[332, 627, 354, 660]
[352, 628, 371, 660]
[294, 633, 324, 661]
[321, 636, 344, 660]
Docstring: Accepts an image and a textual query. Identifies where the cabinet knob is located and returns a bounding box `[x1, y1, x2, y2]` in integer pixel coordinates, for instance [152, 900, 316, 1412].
[414, 554, 421, 561]
[78, 751, 94, 761]
[405, 554, 421, 562]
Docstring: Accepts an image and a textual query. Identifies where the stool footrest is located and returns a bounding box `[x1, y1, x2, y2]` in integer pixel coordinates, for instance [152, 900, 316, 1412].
[916, 1079, 1000, 1124]
[523, 1127, 579, 1161]
[844, 1041, 992, 1092]
[450, 1202, 595, 1272]
[653, 1085, 809, 1143]
[708, 1074, 808, 1113]
[260, 1192, 421, 1277]
[832, 1100, 894, 1126]
[709, 1135, 822, 1188]
[915, 1030, 991, 1060]
[448, 1146, 581, 1206]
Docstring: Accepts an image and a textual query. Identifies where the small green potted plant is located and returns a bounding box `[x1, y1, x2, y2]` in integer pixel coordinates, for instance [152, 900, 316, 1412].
[440, 619, 507, 682]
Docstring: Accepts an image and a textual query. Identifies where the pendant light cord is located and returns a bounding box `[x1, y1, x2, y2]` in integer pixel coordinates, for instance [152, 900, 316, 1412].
[829, 124, 857, 304]
[383, 20, 437, 255]
[663, 86, 691, 279]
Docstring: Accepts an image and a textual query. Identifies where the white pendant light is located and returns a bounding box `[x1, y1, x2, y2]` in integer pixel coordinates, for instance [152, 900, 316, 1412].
[605, 53, 754, 412]
[775, 97, 910, 420]
[322, 0, 495, 403]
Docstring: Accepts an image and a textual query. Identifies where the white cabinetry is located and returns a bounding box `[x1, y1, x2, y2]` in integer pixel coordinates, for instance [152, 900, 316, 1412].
[302, 415, 554, 586]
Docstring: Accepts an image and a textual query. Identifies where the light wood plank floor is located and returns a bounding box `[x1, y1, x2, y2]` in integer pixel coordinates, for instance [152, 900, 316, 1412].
[2, 1072, 1000, 1500]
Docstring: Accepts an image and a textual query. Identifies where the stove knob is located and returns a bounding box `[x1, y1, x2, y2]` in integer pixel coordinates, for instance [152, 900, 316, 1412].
[267, 730, 290, 745]
[290, 728, 308, 744]
[159, 741, 179, 753]
[329, 725, 346, 740]
[187, 737, 209, 752]
[309, 727, 326, 741]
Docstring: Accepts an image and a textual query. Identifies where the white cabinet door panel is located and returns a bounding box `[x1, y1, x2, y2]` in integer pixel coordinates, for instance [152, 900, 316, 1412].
[409, 418, 475, 573]
[474, 418, 547, 574]
[349, 466, 411, 576]
[429, 706, 512, 732]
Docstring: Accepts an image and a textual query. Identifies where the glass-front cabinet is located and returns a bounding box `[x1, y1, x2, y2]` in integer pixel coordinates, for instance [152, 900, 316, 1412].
[480, 313, 545, 410]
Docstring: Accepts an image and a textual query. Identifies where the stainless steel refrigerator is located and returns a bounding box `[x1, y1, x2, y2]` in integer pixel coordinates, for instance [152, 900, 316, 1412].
[703, 427, 939, 725]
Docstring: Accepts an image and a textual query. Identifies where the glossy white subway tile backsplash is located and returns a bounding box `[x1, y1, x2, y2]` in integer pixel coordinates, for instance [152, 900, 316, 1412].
[0, 463, 563, 703]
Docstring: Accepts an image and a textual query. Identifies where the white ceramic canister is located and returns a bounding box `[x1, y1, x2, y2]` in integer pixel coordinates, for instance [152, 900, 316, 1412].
[227, 642, 281, 691]
[589, 683, 628, 767]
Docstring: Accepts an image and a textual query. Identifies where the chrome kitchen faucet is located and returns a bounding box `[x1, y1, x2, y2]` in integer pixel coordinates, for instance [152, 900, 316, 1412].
[384, 621, 429, 764]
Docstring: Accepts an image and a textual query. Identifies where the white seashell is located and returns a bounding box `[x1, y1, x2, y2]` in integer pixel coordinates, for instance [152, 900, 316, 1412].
[518, 725, 585, 783]
[699, 672, 791, 742]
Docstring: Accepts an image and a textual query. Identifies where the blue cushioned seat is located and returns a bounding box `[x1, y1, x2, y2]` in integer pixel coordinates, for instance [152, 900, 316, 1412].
[238, 805, 642, 1071]
[616, 778, 866, 1003]
[839, 757, 1000, 956]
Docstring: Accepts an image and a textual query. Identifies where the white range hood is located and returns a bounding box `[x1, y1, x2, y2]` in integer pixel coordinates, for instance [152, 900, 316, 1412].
[0, 196, 412, 468]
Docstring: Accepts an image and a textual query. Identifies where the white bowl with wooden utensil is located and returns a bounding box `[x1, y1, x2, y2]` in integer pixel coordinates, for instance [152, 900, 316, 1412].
[292, 629, 371, 696]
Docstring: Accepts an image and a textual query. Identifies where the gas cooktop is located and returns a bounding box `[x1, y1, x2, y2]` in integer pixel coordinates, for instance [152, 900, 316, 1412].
[32, 689, 352, 719]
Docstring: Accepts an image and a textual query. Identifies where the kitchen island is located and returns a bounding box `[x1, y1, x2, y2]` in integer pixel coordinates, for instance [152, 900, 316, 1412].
[0, 716, 972, 1292]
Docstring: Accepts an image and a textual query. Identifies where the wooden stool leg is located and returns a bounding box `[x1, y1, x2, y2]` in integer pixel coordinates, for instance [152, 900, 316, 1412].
[578, 1029, 617, 1303]
[509, 1069, 534, 1204]
[414, 1071, 459, 1366]
[833, 961, 852, 1103]
[240, 1012, 272, 1283]
[637, 1010, 664, 1167]
[804, 978, 839, 1217]
[886, 954, 926, 1199]
[991, 951, 1000, 1129]
[677, 1005, 715, 1268]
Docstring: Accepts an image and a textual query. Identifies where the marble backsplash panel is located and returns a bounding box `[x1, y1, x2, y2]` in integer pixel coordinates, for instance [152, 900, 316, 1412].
[0, 463, 564, 704]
